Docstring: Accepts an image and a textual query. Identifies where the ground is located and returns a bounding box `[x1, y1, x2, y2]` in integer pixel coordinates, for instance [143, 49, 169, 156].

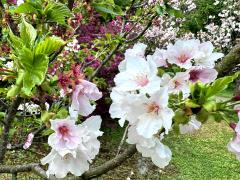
[2, 119, 240, 180]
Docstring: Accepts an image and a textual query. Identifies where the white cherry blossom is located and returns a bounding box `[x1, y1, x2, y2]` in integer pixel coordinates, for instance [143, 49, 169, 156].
[147, 48, 168, 67]
[194, 41, 224, 68]
[179, 115, 202, 134]
[166, 39, 200, 69]
[114, 57, 161, 94]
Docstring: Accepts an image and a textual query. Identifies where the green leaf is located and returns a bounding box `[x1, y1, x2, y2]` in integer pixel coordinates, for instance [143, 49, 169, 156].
[173, 109, 189, 124]
[166, 7, 183, 18]
[14, 3, 38, 14]
[196, 108, 209, 123]
[7, 70, 24, 98]
[19, 48, 49, 95]
[19, 18, 37, 48]
[92, 3, 123, 16]
[35, 36, 65, 56]
[8, 29, 23, 50]
[156, 4, 166, 16]
[205, 76, 235, 99]
[45, 2, 72, 25]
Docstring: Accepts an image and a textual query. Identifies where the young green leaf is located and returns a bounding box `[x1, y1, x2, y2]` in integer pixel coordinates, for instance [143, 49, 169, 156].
[19, 18, 37, 48]
[45, 2, 72, 25]
[35, 36, 65, 56]
[14, 3, 38, 14]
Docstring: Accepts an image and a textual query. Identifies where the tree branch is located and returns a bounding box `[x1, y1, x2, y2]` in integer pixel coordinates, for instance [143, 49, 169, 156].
[0, 145, 136, 180]
[68, 0, 74, 11]
[81, 145, 136, 180]
[88, 14, 157, 81]
[0, 96, 22, 163]
[215, 43, 240, 77]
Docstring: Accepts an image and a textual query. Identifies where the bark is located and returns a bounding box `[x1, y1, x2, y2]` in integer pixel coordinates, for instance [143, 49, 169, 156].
[0, 145, 136, 180]
[0, 97, 22, 163]
[215, 43, 240, 77]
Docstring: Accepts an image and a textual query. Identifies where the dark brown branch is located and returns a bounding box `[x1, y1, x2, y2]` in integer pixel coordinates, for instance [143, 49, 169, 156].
[81, 145, 136, 179]
[0, 96, 22, 163]
[0, 145, 136, 180]
[126, 14, 157, 43]
[68, 0, 74, 11]
[0, 163, 37, 173]
[215, 43, 240, 77]
[88, 14, 156, 81]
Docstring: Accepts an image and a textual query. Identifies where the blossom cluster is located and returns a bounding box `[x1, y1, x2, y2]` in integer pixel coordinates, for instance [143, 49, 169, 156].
[110, 39, 223, 168]
[145, 0, 240, 52]
[145, 0, 196, 48]
[41, 78, 103, 178]
[198, 0, 240, 50]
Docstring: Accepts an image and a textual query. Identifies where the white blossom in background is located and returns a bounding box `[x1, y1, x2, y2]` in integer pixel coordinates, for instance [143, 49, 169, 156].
[17, 0, 24, 6]
[41, 116, 103, 178]
[18, 103, 40, 115]
[179, 115, 202, 134]
[65, 38, 80, 53]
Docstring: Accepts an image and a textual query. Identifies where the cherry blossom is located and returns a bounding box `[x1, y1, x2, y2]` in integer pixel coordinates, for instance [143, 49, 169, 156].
[168, 72, 190, 98]
[179, 115, 202, 134]
[114, 57, 161, 94]
[194, 41, 224, 68]
[70, 80, 102, 117]
[187, 66, 218, 84]
[125, 43, 147, 59]
[227, 121, 240, 160]
[42, 116, 103, 178]
[48, 117, 82, 152]
[147, 48, 168, 67]
[127, 126, 172, 168]
[166, 39, 200, 69]
[109, 88, 143, 127]
[135, 88, 174, 138]
[23, 133, 34, 150]
[41, 149, 90, 178]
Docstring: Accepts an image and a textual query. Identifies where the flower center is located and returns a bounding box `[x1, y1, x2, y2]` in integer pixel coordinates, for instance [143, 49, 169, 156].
[173, 80, 181, 88]
[58, 125, 69, 137]
[135, 74, 149, 87]
[189, 70, 201, 82]
[147, 102, 160, 114]
[178, 54, 190, 63]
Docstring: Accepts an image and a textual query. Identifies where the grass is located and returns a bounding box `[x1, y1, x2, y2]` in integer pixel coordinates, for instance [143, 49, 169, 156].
[2, 121, 240, 179]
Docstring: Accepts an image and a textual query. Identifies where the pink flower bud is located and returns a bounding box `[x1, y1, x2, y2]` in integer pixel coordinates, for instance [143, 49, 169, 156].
[23, 133, 34, 150]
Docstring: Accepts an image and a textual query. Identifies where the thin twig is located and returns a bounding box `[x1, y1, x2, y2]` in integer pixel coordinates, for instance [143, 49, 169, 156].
[116, 124, 129, 156]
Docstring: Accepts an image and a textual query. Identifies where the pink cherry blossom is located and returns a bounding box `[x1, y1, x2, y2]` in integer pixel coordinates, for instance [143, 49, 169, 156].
[227, 121, 240, 160]
[23, 133, 34, 150]
[70, 80, 102, 117]
[187, 66, 218, 84]
[48, 117, 82, 151]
